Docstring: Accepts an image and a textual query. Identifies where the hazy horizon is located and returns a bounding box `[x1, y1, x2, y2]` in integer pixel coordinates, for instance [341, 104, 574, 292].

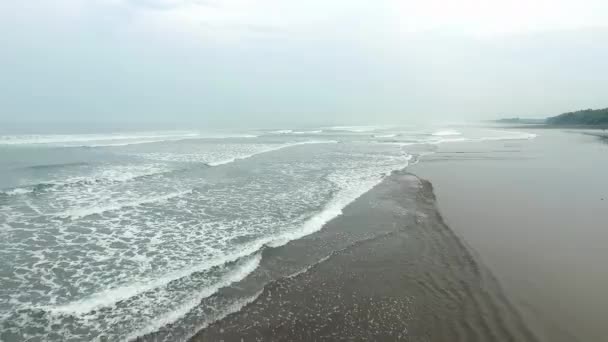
[1, 0, 607, 127]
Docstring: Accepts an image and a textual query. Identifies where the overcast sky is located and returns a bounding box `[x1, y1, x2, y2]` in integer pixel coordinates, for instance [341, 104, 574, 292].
[1, 0, 607, 127]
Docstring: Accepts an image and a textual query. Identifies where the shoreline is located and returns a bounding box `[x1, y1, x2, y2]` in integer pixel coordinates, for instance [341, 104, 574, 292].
[139, 128, 606, 342]
[494, 123, 608, 130]
[185, 171, 536, 342]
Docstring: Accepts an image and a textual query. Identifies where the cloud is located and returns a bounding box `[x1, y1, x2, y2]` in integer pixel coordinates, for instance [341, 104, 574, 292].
[126, 0, 184, 10]
[124, 0, 216, 10]
[1, 0, 607, 124]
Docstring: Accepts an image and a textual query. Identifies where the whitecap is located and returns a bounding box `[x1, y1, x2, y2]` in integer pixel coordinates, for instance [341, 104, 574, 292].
[323, 126, 383, 133]
[431, 130, 462, 136]
[208, 140, 338, 166]
[1, 188, 34, 196]
[124, 254, 262, 340]
[292, 130, 322, 134]
[54, 190, 193, 220]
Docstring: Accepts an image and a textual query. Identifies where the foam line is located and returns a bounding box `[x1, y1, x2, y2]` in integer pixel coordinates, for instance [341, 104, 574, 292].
[124, 254, 262, 341]
[207, 140, 338, 166]
[54, 190, 193, 220]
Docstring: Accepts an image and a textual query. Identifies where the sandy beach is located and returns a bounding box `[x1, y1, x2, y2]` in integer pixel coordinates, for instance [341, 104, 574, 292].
[412, 129, 608, 342]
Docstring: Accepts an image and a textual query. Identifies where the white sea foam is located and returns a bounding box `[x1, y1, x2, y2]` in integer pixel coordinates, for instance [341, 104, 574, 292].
[207, 140, 338, 166]
[47, 144, 405, 322]
[287, 255, 332, 279]
[0, 131, 259, 147]
[292, 130, 322, 134]
[49, 254, 261, 323]
[432, 130, 462, 136]
[373, 134, 398, 138]
[91, 164, 171, 182]
[324, 125, 384, 132]
[49, 219, 305, 319]
[1, 164, 173, 204]
[0, 131, 201, 146]
[267, 154, 413, 248]
[60, 163, 172, 185]
[124, 254, 262, 340]
[1, 188, 34, 196]
[177, 290, 265, 342]
[137, 140, 338, 166]
[54, 190, 192, 220]
[435, 137, 468, 144]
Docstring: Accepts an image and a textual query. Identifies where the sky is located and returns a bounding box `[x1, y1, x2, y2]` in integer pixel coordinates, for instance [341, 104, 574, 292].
[0, 0, 607, 127]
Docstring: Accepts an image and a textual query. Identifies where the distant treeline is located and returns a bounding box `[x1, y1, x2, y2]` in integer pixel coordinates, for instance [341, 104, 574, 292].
[547, 108, 608, 126]
[495, 118, 545, 124]
[496, 108, 608, 126]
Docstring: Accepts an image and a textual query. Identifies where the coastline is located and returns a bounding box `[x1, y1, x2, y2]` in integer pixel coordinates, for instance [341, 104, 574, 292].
[140, 127, 607, 342]
[186, 171, 536, 342]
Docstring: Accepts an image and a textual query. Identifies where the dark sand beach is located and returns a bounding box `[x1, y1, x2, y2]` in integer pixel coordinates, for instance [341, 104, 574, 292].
[189, 171, 536, 342]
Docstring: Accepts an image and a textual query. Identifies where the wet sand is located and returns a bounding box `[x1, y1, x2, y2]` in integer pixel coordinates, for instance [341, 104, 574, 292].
[190, 172, 536, 342]
[411, 129, 608, 342]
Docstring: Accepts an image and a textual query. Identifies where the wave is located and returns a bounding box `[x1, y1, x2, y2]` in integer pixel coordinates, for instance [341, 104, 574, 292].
[85, 133, 261, 147]
[267, 154, 413, 248]
[3, 164, 174, 197]
[188, 291, 264, 341]
[199, 133, 258, 139]
[46, 151, 403, 319]
[435, 137, 468, 143]
[432, 130, 462, 136]
[265, 130, 323, 135]
[1, 187, 34, 196]
[6, 140, 335, 197]
[292, 130, 322, 134]
[373, 134, 398, 138]
[206, 140, 338, 166]
[49, 254, 261, 319]
[0, 131, 259, 147]
[117, 155, 413, 339]
[25, 162, 89, 170]
[54, 189, 193, 220]
[377, 131, 536, 147]
[47, 241, 270, 316]
[81, 139, 191, 147]
[150, 290, 265, 342]
[323, 125, 383, 133]
[124, 254, 262, 341]
[1, 183, 57, 197]
[162, 223, 412, 341]
[0, 131, 202, 147]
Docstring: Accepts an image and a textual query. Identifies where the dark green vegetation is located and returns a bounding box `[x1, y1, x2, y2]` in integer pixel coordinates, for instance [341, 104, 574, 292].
[546, 108, 608, 126]
[495, 118, 545, 124]
[496, 108, 608, 127]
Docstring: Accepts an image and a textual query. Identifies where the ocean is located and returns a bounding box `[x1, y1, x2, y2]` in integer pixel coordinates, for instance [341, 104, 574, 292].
[0, 125, 535, 341]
